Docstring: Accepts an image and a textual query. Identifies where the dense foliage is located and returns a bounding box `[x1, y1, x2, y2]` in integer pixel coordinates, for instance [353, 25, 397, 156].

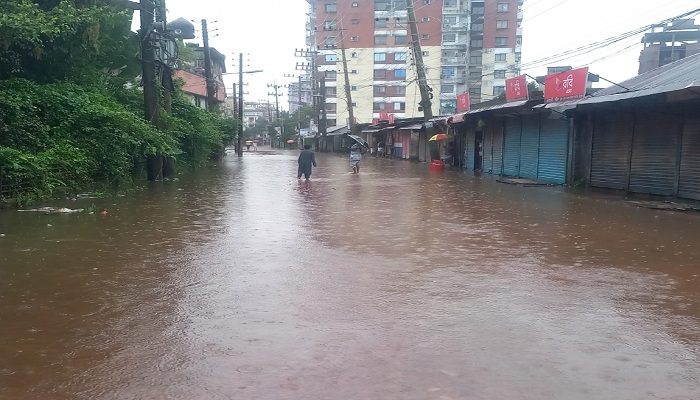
[0, 1, 238, 205]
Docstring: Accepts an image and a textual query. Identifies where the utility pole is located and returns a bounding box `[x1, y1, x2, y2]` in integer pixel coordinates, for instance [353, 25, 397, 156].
[156, 0, 176, 179]
[339, 29, 356, 135]
[319, 77, 326, 143]
[201, 19, 216, 110]
[237, 53, 244, 157]
[406, 0, 433, 119]
[139, 0, 162, 181]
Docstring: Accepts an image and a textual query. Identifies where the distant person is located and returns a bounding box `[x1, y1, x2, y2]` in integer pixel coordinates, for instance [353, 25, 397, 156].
[377, 141, 385, 157]
[252, 141, 258, 152]
[350, 143, 362, 174]
[297, 144, 317, 180]
[445, 142, 456, 166]
[246, 142, 251, 151]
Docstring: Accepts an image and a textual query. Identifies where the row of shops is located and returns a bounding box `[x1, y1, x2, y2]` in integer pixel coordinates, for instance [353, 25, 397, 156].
[346, 53, 700, 201]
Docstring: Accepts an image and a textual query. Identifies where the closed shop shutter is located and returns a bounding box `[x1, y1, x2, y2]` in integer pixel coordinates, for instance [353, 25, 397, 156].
[503, 117, 521, 176]
[483, 124, 494, 173]
[418, 131, 428, 162]
[629, 110, 681, 195]
[519, 116, 540, 179]
[679, 113, 700, 200]
[591, 112, 633, 189]
[492, 120, 504, 175]
[537, 117, 569, 184]
[465, 129, 476, 171]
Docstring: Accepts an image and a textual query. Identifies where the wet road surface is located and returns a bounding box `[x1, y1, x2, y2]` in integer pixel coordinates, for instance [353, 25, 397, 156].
[1, 148, 699, 399]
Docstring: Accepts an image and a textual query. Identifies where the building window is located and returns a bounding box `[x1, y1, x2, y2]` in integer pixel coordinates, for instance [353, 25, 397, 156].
[352, 1, 359, 6]
[326, 87, 337, 95]
[423, 0, 431, 4]
[495, 37, 508, 46]
[375, 1, 390, 11]
[325, 103, 337, 112]
[351, 35, 359, 41]
[373, 102, 386, 111]
[393, 85, 406, 95]
[443, 33, 456, 42]
[441, 67, 456, 78]
[394, 69, 406, 79]
[497, 3, 509, 12]
[494, 70, 506, 78]
[375, 35, 387, 45]
[472, 23, 483, 32]
[470, 39, 483, 47]
[324, 21, 337, 30]
[472, 6, 484, 15]
[441, 84, 455, 93]
[421, 34, 430, 40]
[351, 19, 359, 25]
[375, 18, 388, 28]
[469, 55, 482, 64]
[444, 0, 457, 6]
[325, 54, 337, 62]
[469, 87, 481, 96]
[495, 53, 507, 62]
[374, 69, 387, 79]
[422, 17, 431, 22]
[394, 52, 407, 61]
[496, 20, 508, 29]
[351, 51, 358, 58]
[422, 51, 429, 56]
[515, 52, 521, 63]
[469, 71, 482, 80]
[326, 36, 337, 47]
[325, 3, 336, 12]
[394, 102, 405, 111]
[394, 35, 407, 45]
[374, 53, 387, 62]
[351, 85, 357, 90]
[374, 86, 387, 95]
[493, 86, 505, 96]
[325, 70, 337, 79]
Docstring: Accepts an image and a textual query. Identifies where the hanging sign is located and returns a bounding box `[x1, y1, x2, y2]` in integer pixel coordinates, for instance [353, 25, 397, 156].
[456, 91, 470, 112]
[505, 75, 529, 102]
[544, 67, 588, 103]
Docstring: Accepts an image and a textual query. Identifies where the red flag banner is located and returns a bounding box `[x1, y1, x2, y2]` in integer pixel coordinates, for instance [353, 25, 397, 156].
[388, 113, 395, 123]
[505, 75, 528, 102]
[544, 67, 588, 103]
[379, 111, 389, 121]
[456, 92, 470, 112]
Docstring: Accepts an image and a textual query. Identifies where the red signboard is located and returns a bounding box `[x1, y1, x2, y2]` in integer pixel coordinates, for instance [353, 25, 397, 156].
[456, 92, 470, 112]
[544, 67, 588, 103]
[379, 111, 389, 121]
[505, 75, 528, 102]
[388, 113, 395, 124]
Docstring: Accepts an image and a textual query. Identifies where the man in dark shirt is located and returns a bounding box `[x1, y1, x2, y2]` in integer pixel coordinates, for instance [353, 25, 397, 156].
[297, 145, 317, 180]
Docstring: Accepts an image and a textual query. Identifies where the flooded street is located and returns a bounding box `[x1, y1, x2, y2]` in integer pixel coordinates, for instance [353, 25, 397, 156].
[1, 148, 699, 399]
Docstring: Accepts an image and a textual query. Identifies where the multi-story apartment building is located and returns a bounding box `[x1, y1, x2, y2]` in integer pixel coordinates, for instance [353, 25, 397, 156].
[305, 0, 522, 125]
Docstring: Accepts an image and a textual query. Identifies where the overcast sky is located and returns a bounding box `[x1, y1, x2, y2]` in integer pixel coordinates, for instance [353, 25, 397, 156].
[154, 0, 699, 110]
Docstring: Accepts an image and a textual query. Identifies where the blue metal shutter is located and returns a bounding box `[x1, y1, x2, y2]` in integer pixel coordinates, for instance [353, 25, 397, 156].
[492, 120, 504, 175]
[537, 117, 569, 184]
[519, 116, 540, 179]
[465, 129, 475, 171]
[503, 118, 521, 176]
[591, 111, 633, 189]
[629, 110, 681, 195]
[679, 113, 700, 200]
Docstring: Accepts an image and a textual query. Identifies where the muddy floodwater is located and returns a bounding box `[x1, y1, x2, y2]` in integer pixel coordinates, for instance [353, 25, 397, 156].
[1, 148, 699, 399]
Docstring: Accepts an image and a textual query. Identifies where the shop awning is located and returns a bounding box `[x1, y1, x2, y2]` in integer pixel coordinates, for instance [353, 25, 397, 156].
[326, 125, 350, 135]
[397, 124, 423, 130]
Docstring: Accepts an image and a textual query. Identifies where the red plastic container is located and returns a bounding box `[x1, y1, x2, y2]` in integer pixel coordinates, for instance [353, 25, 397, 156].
[429, 159, 445, 172]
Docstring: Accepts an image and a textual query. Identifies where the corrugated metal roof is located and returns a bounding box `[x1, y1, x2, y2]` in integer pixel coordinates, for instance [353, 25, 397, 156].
[580, 52, 700, 105]
[398, 124, 423, 130]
